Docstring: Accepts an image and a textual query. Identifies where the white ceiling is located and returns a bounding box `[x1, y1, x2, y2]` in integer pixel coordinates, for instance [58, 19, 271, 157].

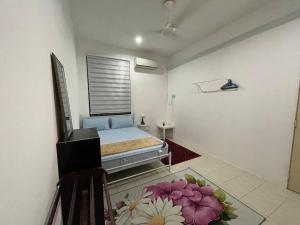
[69, 0, 276, 57]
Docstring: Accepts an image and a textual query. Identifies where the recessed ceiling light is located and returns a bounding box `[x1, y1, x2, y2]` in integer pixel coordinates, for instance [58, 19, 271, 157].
[135, 35, 143, 45]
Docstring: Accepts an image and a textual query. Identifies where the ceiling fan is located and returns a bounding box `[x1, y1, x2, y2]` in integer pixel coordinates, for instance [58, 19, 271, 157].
[161, 0, 177, 37]
[145, 0, 199, 40]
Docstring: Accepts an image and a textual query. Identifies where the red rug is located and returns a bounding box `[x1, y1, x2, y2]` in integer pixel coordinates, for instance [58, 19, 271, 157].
[161, 139, 201, 166]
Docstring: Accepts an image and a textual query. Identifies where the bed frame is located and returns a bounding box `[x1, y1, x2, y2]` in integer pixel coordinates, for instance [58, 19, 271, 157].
[106, 151, 172, 185]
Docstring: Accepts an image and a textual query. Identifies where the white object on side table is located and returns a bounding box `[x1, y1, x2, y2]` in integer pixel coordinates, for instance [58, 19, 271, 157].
[137, 124, 150, 133]
[157, 122, 175, 140]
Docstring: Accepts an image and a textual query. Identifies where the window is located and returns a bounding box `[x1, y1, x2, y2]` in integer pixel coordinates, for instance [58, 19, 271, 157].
[86, 55, 131, 116]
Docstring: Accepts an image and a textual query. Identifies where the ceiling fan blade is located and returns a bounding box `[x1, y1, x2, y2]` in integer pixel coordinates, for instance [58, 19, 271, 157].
[160, 31, 182, 42]
[143, 28, 163, 36]
[171, 33, 184, 42]
[173, 1, 202, 27]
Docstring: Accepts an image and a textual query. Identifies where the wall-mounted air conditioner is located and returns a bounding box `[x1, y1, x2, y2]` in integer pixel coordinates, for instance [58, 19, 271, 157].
[134, 57, 158, 70]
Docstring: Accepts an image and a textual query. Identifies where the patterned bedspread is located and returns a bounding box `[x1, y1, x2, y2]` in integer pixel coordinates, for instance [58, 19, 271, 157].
[101, 137, 162, 156]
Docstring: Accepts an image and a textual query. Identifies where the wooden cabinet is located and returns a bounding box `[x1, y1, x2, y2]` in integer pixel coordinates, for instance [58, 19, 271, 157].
[56, 128, 101, 177]
[56, 128, 104, 225]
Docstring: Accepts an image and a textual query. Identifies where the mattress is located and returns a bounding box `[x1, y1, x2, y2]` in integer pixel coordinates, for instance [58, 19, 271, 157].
[98, 127, 168, 173]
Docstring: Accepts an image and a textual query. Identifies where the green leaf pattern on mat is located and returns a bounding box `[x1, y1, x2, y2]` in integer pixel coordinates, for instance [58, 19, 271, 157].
[213, 188, 226, 202]
[197, 179, 206, 187]
[184, 174, 197, 184]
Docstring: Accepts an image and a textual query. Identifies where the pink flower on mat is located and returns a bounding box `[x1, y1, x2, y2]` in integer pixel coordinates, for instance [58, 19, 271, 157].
[146, 180, 224, 225]
[146, 180, 186, 200]
[181, 195, 224, 225]
[115, 201, 125, 210]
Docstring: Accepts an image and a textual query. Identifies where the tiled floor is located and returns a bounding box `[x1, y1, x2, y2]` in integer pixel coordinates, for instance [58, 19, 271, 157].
[170, 155, 300, 225]
[108, 155, 300, 225]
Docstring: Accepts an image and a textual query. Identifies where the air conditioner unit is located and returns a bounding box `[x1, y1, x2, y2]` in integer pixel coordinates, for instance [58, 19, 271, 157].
[134, 57, 158, 70]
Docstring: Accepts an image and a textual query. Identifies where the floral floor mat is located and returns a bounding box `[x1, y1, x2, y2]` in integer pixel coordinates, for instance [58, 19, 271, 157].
[105, 168, 265, 225]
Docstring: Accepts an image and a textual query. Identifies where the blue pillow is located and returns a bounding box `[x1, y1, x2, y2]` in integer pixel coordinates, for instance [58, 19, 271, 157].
[110, 115, 134, 129]
[82, 116, 110, 131]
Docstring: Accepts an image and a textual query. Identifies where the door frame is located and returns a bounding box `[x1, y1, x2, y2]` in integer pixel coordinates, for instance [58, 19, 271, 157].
[288, 79, 300, 191]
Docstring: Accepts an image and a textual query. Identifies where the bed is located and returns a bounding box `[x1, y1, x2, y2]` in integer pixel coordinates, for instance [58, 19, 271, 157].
[82, 115, 171, 178]
[99, 127, 169, 174]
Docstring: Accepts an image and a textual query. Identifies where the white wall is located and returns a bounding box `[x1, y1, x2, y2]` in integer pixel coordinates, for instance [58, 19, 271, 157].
[75, 38, 168, 136]
[168, 0, 300, 69]
[0, 0, 78, 224]
[168, 18, 300, 185]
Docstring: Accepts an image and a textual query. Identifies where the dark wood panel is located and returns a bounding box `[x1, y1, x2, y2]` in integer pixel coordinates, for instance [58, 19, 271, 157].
[57, 128, 104, 225]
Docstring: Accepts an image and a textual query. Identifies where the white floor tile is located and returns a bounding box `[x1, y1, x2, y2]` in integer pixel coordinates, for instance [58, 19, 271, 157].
[286, 189, 300, 200]
[269, 195, 300, 225]
[220, 172, 264, 199]
[188, 155, 229, 175]
[262, 218, 279, 225]
[241, 182, 288, 216]
[205, 164, 244, 185]
[171, 161, 189, 172]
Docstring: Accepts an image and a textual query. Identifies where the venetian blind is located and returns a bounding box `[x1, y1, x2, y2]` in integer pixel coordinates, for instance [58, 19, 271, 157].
[86, 55, 131, 115]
